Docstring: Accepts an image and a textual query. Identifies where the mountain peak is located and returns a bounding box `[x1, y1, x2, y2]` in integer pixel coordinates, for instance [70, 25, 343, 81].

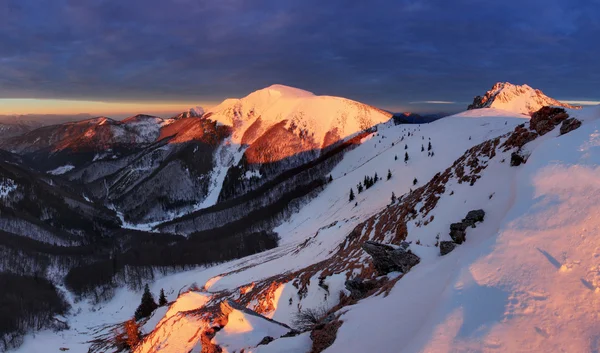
[468, 82, 577, 115]
[247, 84, 315, 100]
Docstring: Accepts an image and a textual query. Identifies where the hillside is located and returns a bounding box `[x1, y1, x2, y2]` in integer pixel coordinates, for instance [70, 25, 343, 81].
[468, 82, 577, 116]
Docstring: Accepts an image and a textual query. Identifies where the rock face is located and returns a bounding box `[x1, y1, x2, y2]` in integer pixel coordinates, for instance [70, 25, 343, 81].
[530, 106, 570, 135]
[362, 241, 420, 275]
[560, 118, 582, 135]
[440, 241, 457, 256]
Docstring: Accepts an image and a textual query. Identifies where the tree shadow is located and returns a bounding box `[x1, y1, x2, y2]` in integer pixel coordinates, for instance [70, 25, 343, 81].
[536, 248, 561, 269]
[581, 278, 596, 291]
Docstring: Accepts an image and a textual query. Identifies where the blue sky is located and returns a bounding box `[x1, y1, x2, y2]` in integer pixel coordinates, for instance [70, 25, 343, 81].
[1, 0, 599, 115]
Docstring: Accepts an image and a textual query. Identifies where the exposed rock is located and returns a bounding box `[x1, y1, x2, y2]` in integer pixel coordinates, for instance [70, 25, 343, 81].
[530, 106, 570, 135]
[449, 209, 486, 245]
[440, 241, 457, 256]
[464, 209, 485, 225]
[257, 336, 275, 346]
[361, 241, 420, 275]
[344, 278, 378, 299]
[560, 118, 582, 135]
[449, 222, 468, 244]
[511, 151, 526, 167]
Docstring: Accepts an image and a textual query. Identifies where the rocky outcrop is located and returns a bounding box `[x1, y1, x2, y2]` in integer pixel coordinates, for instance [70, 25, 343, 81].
[362, 241, 420, 275]
[344, 278, 378, 299]
[560, 118, 582, 135]
[449, 222, 468, 244]
[511, 151, 526, 167]
[443, 209, 485, 254]
[440, 241, 457, 256]
[529, 106, 570, 136]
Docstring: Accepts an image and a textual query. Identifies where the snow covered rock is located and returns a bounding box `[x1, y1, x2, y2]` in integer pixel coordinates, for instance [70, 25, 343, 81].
[463, 209, 485, 225]
[361, 241, 420, 275]
[344, 278, 378, 299]
[468, 82, 576, 116]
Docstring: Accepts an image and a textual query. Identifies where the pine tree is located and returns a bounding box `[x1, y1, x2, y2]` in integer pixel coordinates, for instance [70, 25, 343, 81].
[428, 141, 432, 151]
[349, 188, 355, 202]
[134, 284, 158, 320]
[387, 169, 392, 180]
[421, 144, 424, 152]
[328, 175, 333, 183]
[404, 152, 409, 162]
[158, 288, 167, 306]
[404, 144, 408, 150]
[357, 182, 364, 193]
[395, 155, 398, 161]
[413, 177, 418, 185]
[374, 172, 378, 182]
[391, 192, 396, 203]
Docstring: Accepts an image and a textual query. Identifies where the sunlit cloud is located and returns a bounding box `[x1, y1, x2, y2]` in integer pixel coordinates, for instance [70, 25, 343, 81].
[0, 99, 218, 118]
[562, 100, 600, 106]
[409, 101, 456, 104]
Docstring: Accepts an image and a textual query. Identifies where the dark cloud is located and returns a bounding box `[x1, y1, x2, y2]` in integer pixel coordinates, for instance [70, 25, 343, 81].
[1, 0, 599, 111]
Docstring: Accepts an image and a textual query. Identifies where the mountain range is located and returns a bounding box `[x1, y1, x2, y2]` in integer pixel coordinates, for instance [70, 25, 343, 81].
[1, 82, 597, 353]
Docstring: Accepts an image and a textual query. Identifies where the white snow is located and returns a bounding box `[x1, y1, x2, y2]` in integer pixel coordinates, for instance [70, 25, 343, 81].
[0, 178, 17, 198]
[47, 164, 75, 175]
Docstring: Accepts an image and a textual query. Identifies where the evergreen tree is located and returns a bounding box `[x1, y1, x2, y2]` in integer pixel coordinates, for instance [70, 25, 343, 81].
[428, 141, 432, 151]
[349, 188, 355, 202]
[395, 155, 398, 161]
[404, 144, 408, 150]
[404, 152, 409, 162]
[374, 172, 378, 182]
[134, 284, 158, 320]
[158, 288, 167, 306]
[387, 169, 392, 180]
[328, 174, 333, 183]
[357, 182, 364, 193]
[391, 192, 396, 203]
[421, 144, 424, 152]
[413, 177, 418, 185]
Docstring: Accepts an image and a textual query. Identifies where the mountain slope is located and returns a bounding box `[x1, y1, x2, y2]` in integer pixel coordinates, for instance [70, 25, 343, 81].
[468, 82, 577, 115]
[0, 115, 171, 171]
[63, 85, 392, 225]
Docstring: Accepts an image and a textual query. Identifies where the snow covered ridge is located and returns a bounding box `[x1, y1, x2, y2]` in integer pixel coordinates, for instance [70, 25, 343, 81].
[122, 106, 597, 353]
[468, 82, 579, 116]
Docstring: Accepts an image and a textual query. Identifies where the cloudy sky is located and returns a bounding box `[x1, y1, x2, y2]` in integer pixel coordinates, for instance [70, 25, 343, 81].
[1, 0, 599, 117]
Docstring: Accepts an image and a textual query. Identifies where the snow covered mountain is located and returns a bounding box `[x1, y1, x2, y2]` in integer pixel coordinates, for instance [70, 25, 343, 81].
[59, 84, 392, 225]
[5, 83, 600, 353]
[468, 82, 577, 115]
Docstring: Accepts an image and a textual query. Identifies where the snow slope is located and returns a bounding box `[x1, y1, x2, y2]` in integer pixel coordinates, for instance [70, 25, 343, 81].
[13, 104, 600, 353]
[468, 82, 577, 116]
[330, 105, 600, 353]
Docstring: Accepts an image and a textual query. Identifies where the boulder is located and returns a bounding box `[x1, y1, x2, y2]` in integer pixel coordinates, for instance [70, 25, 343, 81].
[345, 278, 378, 299]
[440, 241, 457, 256]
[362, 241, 420, 275]
[510, 151, 525, 166]
[449, 222, 468, 244]
[560, 118, 582, 135]
[464, 209, 485, 225]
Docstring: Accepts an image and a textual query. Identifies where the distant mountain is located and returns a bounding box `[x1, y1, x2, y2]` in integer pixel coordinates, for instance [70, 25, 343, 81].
[0, 115, 171, 171]
[392, 112, 449, 125]
[467, 82, 578, 115]
[61, 84, 392, 225]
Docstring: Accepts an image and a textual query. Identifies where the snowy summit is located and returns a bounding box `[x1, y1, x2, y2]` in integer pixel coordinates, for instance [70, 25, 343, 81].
[468, 82, 578, 116]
